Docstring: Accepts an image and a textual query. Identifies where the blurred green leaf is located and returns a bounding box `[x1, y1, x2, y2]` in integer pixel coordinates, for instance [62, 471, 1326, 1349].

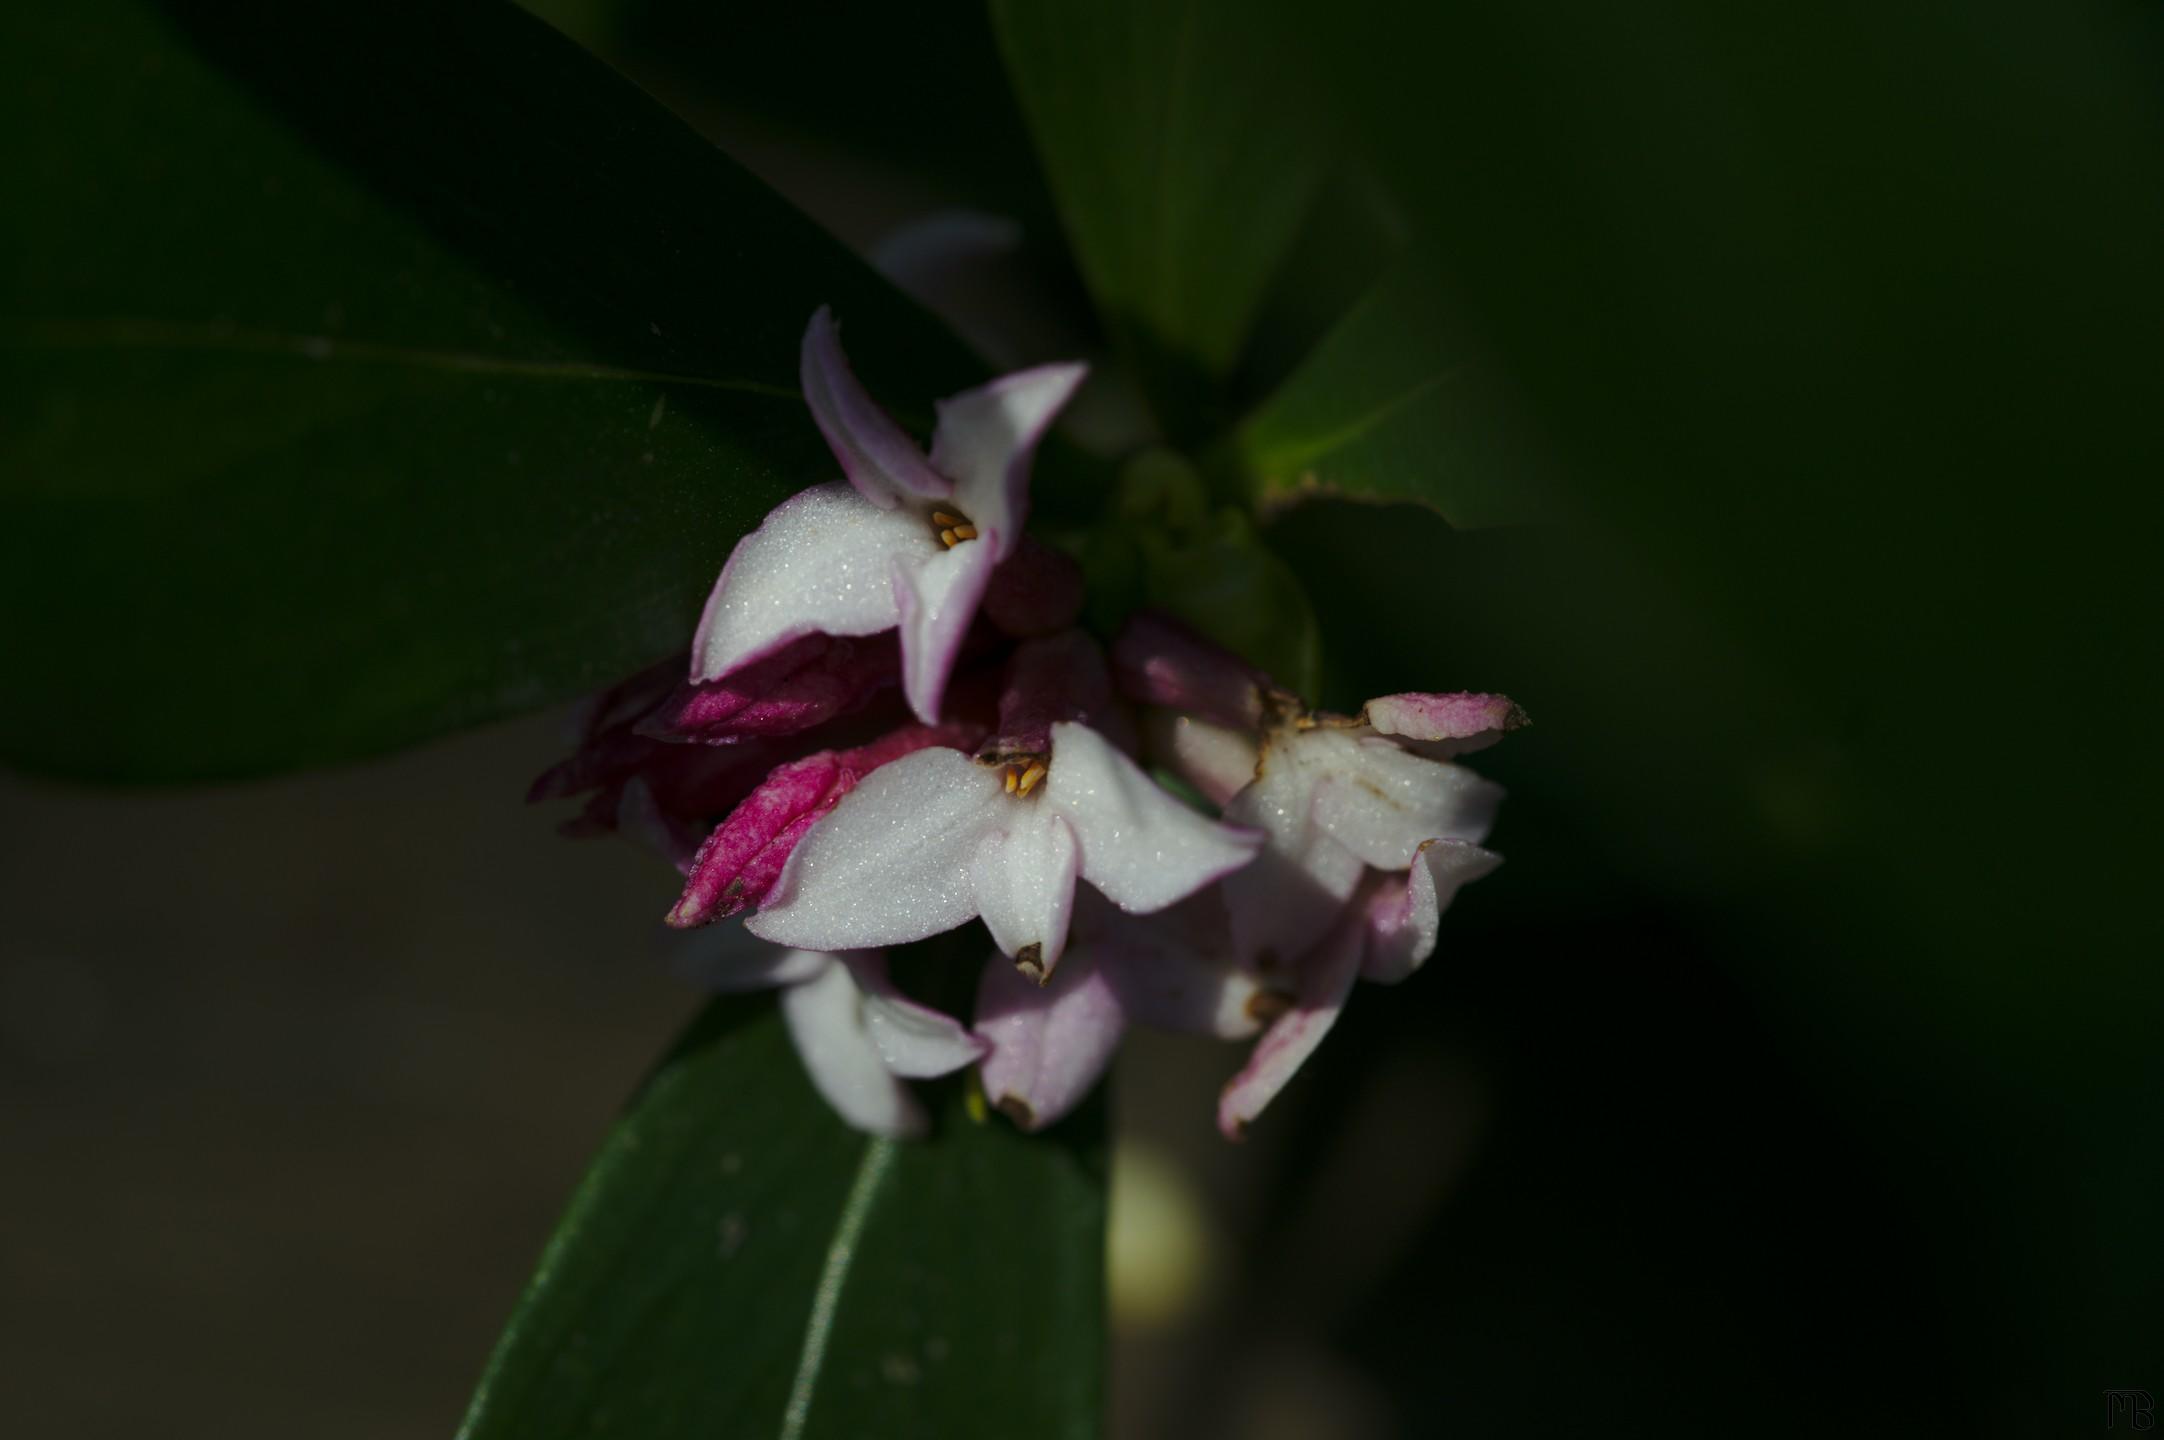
[1229, 262, 1561, 528]
[991, 0, 1324, 440]
[1262, 0, 2164, 1419]
[0, 0, 978, 782]
[461, 990, 1106, 1440]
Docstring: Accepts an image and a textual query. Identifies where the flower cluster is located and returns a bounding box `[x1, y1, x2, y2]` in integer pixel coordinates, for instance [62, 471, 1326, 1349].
[537, 310, 1523, 1139]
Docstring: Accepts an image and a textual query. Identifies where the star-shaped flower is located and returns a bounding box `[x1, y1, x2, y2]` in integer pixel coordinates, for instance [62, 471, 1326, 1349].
[691, 308, 1086, 725]
[1113, 614, 1525, 1134]
[746, 632, 1262, 978]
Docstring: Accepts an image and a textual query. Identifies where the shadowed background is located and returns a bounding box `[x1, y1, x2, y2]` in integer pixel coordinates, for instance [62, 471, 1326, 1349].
[5, 1, 2160, 1436]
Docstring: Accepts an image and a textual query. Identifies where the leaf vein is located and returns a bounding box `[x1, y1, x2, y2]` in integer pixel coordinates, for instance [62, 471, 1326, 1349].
[2, 320, 801, 399]
[777, 1135, 899, 1440]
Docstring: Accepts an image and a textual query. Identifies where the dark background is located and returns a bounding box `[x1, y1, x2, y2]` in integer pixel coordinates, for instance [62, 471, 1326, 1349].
[6, 2, 2160, 1436]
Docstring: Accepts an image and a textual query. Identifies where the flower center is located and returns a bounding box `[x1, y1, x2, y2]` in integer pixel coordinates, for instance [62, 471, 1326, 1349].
[976, 749, 1050, 797]
[929, 508, 979, 548]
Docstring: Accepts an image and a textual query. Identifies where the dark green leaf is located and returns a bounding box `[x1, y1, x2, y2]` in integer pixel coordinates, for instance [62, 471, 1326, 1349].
[459, 991, 1105, 1440]
[990, 0, 1325, 440]
[0, 0, 977, 782]
[1228, 262, 1562, 528]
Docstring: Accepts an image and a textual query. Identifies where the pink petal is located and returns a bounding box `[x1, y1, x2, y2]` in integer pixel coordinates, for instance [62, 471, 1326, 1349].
[1045, 721, 1264, 914]
[780, 961, 928, 1138]
[982, 535, 1086, 638]
[801, 306, 951, 507]
[1360, 691, 1529, 758]
[1217, 911, 1367, 1140]
[1361, 839, 1503, 984]
[691, 481, 929, 684]
[988, 630, 1132, 760]
[527, 657, 682, 803]
[892, 540, 999, 724]
[1111, 613, 1269, 731]
[667, 722, 980, 927]
[842, 954, 988, 1077]
[532, 670, 782, 867]
[974, 945, 1126, 1133]
[746, 746, 1005, 952]
[642, 633, 898, 744]
[928, 361, 1087, 562]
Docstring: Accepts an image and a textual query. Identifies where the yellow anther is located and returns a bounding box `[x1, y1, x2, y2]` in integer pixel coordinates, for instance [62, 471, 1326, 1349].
[1004, 768, 1019, 793]
[931, 510, 965, 528]
[1016, 763, 1048, 796]
[950, 523, 978, 541]
[938, 528, 960, 548]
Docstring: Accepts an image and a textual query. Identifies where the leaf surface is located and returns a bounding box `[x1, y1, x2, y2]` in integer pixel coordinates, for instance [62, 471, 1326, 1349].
[0, 0, 977, 781]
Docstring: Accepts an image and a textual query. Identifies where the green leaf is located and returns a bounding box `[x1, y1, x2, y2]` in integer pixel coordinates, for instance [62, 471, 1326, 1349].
[1228, 262, 1562, 528]
[459, 990, 1106, 1440]
[990, 0, 1325, 440]
[0, 0, 978, 782]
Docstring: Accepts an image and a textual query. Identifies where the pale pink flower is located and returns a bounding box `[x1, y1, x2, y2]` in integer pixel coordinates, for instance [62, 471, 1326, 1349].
[1113, 614, 1525, 1135]
[691, 308, 1085, 725]
[746, 632, 1262, 979]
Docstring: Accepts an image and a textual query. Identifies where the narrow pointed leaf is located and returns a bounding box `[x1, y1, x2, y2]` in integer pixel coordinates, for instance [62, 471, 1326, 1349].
[460, 992, 1105, 1440]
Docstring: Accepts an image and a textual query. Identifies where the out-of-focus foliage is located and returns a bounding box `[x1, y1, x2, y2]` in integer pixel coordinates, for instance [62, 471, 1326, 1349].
[0, 0, 976, 781]
[990, 0, 1326, 445]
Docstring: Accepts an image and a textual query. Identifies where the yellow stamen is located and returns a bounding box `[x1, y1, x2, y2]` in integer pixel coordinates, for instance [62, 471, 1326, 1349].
[939, 528, 960, 548]
[1016, 763, 1048, 797]
[931, 510, 964, 528]
[950, 523, 978, 541]
[1004, 768, 1019, 793]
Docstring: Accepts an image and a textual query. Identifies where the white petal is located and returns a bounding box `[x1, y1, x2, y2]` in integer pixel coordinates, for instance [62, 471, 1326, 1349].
[747, 747, 1001, 951]
[1220, 763, 1365, 973]
[1142, 709, 1260, 808]
[690, 481, 932, 683]
[971, 803, 1080, 972]
[973, 946, 1125, 1133]
[1362, 839, 1503, 984]
[779, 962, 926, 1138]
[843, 954, 988, 1077]
[801, 307, 951, 507]
[928, 362, 1087, 559]
[892, 537, 997, 723]
[1044, 721, 1263, 915]
[1308, 732, 1505, 867]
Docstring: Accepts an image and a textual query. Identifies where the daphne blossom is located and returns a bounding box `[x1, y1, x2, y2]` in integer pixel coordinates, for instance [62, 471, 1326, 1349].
[536, 307, 1528, 1144]
[691, 308, 1085, 725]
[748, 632, 1261, 979]
[1114, 615, 1525, 1135]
